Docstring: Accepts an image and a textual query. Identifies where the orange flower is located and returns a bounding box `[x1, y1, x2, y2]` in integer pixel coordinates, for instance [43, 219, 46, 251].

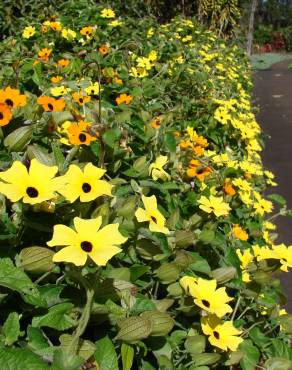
[51, 76, 63, 83]
[0, 103, 12, 126]
[57, 59, 70, 68]
[99, 44, 109, 56]
[192, 145, 204, 156]
[72, 92, 91, 106]
[67, 121, 97, 145]
[189, 159, 200, 168]
[150, 116, 162, 129]
[187, 166, 212, 181]
[244, 172, 252, 180]
[41, 25, 49, 33]
[80, 26, 94, 36]
[114, 77, 123, 85]
[0, 87, 27, 108]
[116, 93, 133, 105]
[196, 136, 209, 148]
[224, 181, 236, 196]
[37, 96, 65, 112]
[232, 224, 249, 241]
[38, 48, 52, 61]
[50, 22, 62, 31]
[180, 140, 192, 149]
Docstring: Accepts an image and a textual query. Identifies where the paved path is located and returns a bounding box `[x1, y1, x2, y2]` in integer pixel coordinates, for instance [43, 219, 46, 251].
[254, 60, 292, 310]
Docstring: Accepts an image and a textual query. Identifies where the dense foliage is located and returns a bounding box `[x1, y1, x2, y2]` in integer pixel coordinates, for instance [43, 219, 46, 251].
[0, 4, 291, 370]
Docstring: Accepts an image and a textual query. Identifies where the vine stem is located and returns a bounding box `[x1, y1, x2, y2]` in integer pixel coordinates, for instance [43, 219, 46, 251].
[67, 282, 95, 354]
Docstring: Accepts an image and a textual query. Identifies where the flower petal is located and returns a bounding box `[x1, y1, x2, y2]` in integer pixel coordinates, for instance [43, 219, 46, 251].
[47, 225, 78, 247]
[73, 216, 102, 236]
[89, 245, 122, 266]
[53, 246, 87, 266]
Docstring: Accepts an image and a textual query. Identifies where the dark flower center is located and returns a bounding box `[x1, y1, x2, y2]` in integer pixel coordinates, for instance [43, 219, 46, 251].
[202, 299, 210, 308]
[213, 331, 220, 339]
[79, 133, 87, 142]
[5, 99, 13, 107]
[0, 112, 3, 120]
[80, 241, 93, 252]
[26, 186, 39, 198]
[79, 98, 84, 103]
[48, 103, 54, 111]
[82, 182, 91, 193]
[150, 216, 157, 223]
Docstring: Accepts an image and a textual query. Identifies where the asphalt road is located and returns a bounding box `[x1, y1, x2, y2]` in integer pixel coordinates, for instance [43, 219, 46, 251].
[254, 60, 292, 310]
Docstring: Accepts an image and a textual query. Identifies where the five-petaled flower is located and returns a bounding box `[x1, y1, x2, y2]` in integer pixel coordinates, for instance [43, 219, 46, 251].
[58, 163, 113, 203]
[0, 159, 62, 204]
[135, 194, 169, 234]
[180, 277, 233, 317]
[47, 216, 127, 266]
[201, 314, 243, 352]
[198, 195, 230, 217]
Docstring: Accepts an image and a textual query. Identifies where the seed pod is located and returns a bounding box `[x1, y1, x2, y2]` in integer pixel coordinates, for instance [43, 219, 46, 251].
[27, 144, 55, 166]
[141, 311, 174, 337]
[254, 271, 271, 285]
[167, 282, 183, 297]
[116, 196, 136, 218]
[136, 239, 161, 260]
[184, 335, 206, 355]
[4, 125, 34, 152]
[19, 246, 54, 275]
[154, 263, 180, 284]
[154, 299, 174, 312]
[195, 353, 221, 366]
[133, 156, 148, 173]
[175, 230, 195, 248]
[211, 266, 237, 283]
[175, 251, 194, 269]
[115, 316, 152, 343]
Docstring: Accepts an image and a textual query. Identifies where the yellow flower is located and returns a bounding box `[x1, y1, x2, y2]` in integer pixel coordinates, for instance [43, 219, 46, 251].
[236, 249, 254, 282]
[180, 277, 233, 317]
[214, 106, 231, 125]
[85, 82, 101, 95]
[22, 26, 36, 39]
[148, 50, 158, 62]
[58, 163, 113, 203]
[273, 244, 292, 272]
[179, 276, 198, 296]
[201, 315, 243, 352]
[253, 192, 273, 216]
[50, 86, 71, 97]
[130, 67, 148, 78]
[198, 195, 230, 217]
[136, 57, 153, 71]
[149, 156, 170, 181]
[47, 216, 127, 266]
[61, 28, 76, 40]
[0, 159, 61, 204]
[109, 20, 123, 27]
[135, 195, 169, 234]
[147, 28, 154, 38]
[252, 245, 276, 261]
[100, 8, 116, 18]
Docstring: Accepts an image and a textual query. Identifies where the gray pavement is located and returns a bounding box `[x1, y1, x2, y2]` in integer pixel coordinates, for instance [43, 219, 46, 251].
[254, 60, 292, 310]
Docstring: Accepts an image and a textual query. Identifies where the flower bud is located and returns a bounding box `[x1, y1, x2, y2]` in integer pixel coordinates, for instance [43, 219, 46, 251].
[154, 263, 180, 284]
[211, 266, 237, 283]
[141, 311, 174, 337]
[184, 335, 206, 355]
[19, 246, 55, 275]
[115, 316, 152, 343]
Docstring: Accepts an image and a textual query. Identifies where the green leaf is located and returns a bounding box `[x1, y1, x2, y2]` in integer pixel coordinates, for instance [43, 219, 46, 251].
[32, 303, 77, 330]
[27, 327, 50, 351]
[103, 128, 121, 148]
[3, 312, 20, 346]
[165, 133, 176, 152]
[267, 194, 286, 207]
[0, 348, 49, 370]
[121, 343, 134, 370]
[94, 336, 119, 370]
[4, 125, 33, 152]
[189, 252, 211, 274]
[249, 327, 269, 347]
[51, 348, 84, 370]
[0, 258, 45, 306]
[60, 334, 96, 360]
[265, 358, 292, 370]
[239, 340, 260, 370]
[198, 230, 215, 244]
[130, 297, 156, 315]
